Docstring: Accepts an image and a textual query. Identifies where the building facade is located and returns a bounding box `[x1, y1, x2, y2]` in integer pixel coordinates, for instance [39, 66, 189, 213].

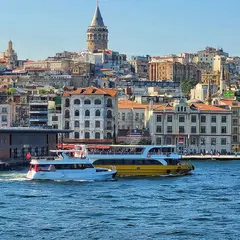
[129, 55, 150, 79]
[118, 100, 148, 130]
[87, 3, 108, 52]
[62, 87, 118, 140]
[149, 61, 200, 82]
[0, 103, 16, 127]
[29, 95, 55, 128]
[149, 99, 232, 154]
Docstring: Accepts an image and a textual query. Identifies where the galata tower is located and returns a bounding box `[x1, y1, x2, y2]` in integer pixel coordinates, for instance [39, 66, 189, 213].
[87, 1, 108, 52]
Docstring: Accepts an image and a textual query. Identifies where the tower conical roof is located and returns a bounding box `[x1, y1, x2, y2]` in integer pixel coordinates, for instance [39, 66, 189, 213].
[90, 6, 105, 27]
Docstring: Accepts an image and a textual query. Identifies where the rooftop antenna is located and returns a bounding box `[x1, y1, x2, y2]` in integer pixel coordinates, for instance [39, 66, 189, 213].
[97, 0, 99, 7]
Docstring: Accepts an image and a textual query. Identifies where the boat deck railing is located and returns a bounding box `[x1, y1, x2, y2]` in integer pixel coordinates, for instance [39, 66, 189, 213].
[88, 151, 178, 156]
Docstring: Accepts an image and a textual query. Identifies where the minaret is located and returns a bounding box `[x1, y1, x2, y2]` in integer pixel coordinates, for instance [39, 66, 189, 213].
[87, 0, 108, 52]
[219, 65, 225, 95]
[206, 77, 212, 105]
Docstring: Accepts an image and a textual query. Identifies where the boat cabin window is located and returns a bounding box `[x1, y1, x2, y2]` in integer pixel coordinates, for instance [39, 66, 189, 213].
[148, 147, 174, 154]
[54, 164, 93, 170]
[34, 164, 93, 171]
[165, 159, 180, 165]
[94, 159, 162, 165]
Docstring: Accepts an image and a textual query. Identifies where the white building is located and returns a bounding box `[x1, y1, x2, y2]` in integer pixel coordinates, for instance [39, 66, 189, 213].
[0, 103, 16, 127]
[118, 100, 148, 130]
[62, 87, 118, 140]
[149, 98, 232, 154]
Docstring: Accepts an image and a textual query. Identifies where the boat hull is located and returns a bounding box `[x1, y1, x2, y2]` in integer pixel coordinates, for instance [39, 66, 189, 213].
[26, 169, 117, 181]
[93, 164, 194, 177]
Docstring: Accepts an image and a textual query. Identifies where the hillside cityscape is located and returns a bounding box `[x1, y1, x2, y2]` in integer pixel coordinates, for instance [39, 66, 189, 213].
[0, 3, 240, 157]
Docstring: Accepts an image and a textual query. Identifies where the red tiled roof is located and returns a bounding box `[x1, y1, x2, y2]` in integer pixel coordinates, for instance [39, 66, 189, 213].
[63, 87, 117, 97]
[118, 100, 148, 109]
[219, 99, 238, 107]
[194, 103, 229, 112]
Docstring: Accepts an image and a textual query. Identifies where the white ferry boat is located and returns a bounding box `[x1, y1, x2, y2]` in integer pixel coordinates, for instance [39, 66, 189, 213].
[87, 145, 194, 177]
[26, 147, 117, 181]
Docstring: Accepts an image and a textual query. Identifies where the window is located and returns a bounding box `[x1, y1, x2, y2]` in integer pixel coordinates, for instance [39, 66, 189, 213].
[233, 119, 238, 126]
[94, 99, 101, 105]
[65, 110, 70, 118]
[167, 126, 172, 133]
[95, 110, 101, 117]
[85, 121, 90, 128]
[200, 138, 205, 145]
[107, 110, 112, 118]
[179, 126, 185, 133]
[191, 115, 196, 123]
[191, 126, 196, 133]
[166, 138, 172, 145]
[52, 116, 58, 121]
[232, 110, 238, 116]
[107, 121, 112, 130]
[233, 135, 238, 143]
[2, 107, 7, 113]
[85, 110, 90, 117]
[233, 127, 238, 134]
[156, 126, 162, 133]
[211, 138, 216, 145]
[84, 99, 91, 105]
[221, 116, 227, 123]
[135, 113, 139, 121]
[74, 121, 79, 128]
[156, 137, 161, 145]
[156, 115, 162, 122]
[191, 138, 196, 145]
[221, 126, 227, 133]
[75, 110, 79, 117]
[74, 132, 79, 138]
[211, 116, 216, 123]
[200, 126, 206, 133]
[179, 115, 185, 122]
[122, 113, 125, 121]
[107, 132, 112, 139]
[74, 99, 80, 105]
[95, 121, 100, 128]
[167, 115, 172, 122]
[201, 116, 206, 123]
[65, 98, 70, 107]
[85, 132, 90, 139]
[107, 98, 112, 107]
[211, 126, 216, 133]
[95, 132, 100, 139]
[221, 138, 226, 145]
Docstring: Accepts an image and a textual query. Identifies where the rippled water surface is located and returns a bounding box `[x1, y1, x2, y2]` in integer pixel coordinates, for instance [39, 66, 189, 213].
[0, 161, 240, 240]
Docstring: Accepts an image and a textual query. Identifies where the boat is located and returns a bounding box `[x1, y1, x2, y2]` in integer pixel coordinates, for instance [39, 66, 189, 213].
[87, 145, 194, 177]
[26, 146, 117, 181]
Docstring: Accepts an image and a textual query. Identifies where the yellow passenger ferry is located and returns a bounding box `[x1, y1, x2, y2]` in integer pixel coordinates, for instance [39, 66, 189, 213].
[88, 145, 194, 177]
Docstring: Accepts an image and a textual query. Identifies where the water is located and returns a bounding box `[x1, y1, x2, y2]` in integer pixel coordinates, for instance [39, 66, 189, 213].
[0, 161, 240, 240]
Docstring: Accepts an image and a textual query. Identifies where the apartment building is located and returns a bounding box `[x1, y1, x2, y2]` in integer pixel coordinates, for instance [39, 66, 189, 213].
[118, 100, 148, 130]
[62, 87, 118, 140]
[216, 99, 240, 152]
[0, 103, 16, 127]
[149, 98, 232, 154]
[29, 95, 55, 128]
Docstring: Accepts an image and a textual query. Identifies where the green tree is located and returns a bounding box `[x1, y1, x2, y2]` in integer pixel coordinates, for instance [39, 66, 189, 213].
[7, 88, 16, 96]
[180, 78, 198, 96]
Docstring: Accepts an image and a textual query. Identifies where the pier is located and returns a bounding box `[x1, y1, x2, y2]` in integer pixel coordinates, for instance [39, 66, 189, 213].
[182, 155, 240, 161]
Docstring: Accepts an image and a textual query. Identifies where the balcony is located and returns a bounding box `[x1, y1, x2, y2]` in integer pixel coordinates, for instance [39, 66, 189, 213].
[106, 115, 113, 119]
[106, 104, 113, 108]
[106, 126, 113, 130]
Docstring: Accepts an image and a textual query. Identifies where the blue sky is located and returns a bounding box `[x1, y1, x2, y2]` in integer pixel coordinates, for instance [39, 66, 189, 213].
[1, 0, 239, 60]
